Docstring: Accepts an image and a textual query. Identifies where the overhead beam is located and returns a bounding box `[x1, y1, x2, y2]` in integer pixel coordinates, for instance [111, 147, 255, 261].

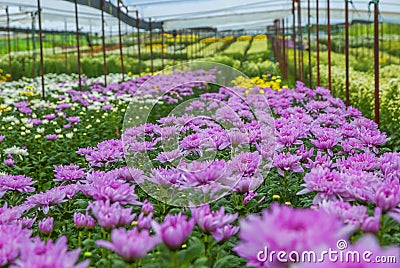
[62, 0, 162, 30]
[0, 26, 88, 35]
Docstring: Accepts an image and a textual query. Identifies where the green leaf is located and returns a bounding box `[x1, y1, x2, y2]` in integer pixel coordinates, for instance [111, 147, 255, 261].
[180, 237, 205, 266]
[214, 255, 241, 268]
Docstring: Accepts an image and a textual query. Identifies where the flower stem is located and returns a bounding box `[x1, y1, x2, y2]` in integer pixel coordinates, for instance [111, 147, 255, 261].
[171, 250, 179, 268]
[283, 171, 289, 201]
[78, 231, 82, 248]
[204, 234, 209, 257]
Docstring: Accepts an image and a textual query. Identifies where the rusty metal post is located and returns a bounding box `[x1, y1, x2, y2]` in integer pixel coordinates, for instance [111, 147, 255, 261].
[37, 0, 45, 99]
[345, 0, 350, 106]
[179, 30, 183, 63]
[214, 30, 217, 54]
[6, 7, 12, 78]
[101, 0, 107, 85]
[307, 0, 312, 88]
[74, 0, 82, 90]
[327, 0, 332, 92]
[316, 0, 320, 86]
[187, 29, 190, 62]
[149, 18, 154, 74]
[297, 0, 304, 82]
[136, 10, 141, 76]
[273, 20, 278, 65]
[161, 27, 165, 69]
[292, 0, 297, 81]
[192, 30, 195, 61]
[32, 12, 37, 78]
[173, 30, 177, 65]
[282, 18, 287, 80]
[64, 18, 68, 72]
[380, 19, 384, 63]
[118, 0, 125, 81]
[373, 0, 380, 126]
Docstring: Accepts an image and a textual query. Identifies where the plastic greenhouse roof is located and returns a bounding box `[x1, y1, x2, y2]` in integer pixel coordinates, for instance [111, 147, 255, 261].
[0, 0, 399, 33]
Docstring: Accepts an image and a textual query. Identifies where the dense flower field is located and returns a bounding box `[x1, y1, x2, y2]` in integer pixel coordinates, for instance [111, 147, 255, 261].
[0, 68, 399, 267]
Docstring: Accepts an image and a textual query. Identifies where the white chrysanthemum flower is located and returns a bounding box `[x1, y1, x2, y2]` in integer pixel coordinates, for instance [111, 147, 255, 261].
[66, 133, 74, 139]
[37, 127, 45, 134]
[3, 146, 29, 160]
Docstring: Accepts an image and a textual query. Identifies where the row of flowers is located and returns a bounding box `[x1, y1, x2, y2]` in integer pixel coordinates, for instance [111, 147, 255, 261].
[0, 69, 399, 267]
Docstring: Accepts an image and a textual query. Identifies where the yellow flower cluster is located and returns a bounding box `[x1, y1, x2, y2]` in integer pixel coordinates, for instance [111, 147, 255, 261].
[18, 91, 40, 97]
[252, 75, 285, 91]
[221, 36, 234, 42]
[232, 74, 288, 93]
[0, 68, 11, 82]
[145, 44, 163, 50]
[17, 85, 39, 97]
[200, 37, 219, 43]
[237, 35, 252, 41]
[92, 45, 102, 51]
[0, 104, 12, 113]
[254, 34, 267, 40]
[24, 85, 36, 91]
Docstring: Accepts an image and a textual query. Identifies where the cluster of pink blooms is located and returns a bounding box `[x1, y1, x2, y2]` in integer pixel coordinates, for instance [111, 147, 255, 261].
[1, 70, 400, 267]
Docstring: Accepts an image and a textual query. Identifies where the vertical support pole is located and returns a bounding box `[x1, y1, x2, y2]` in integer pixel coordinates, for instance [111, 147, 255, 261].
[214, 30, 218, 54]
[32, 12, 37, 79]
[179, 30, 183, 62]
[136, 10, 141, 76]
[6, 7, 12, 78]
[307, 0, 312, 88]
[297, 0, 304, 82]
[37, 0, 45, 100]
[149, 18, 154, 74]
[173, 30, 177, 65]
[373, 1, 380, 126]
[380, 19, 383, 64]
[345, 0, 350, 106]
[186, 29, 190, 62]
[64, 18, 68, 72]
[118, 0, 125, 80]
[292, 0, 297, 81]
[74, 0, 82, 90]
[161, 26, 165, 69]
[101, 0, 107, 85]
[327, 0, 332, 92]
[316, 0, 320, 86]
[191, 30, 194, 61]
[282, 18, 287, 80]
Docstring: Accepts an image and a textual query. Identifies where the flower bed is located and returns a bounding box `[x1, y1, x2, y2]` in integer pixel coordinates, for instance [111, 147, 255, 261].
[0, 71, 399, 267]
